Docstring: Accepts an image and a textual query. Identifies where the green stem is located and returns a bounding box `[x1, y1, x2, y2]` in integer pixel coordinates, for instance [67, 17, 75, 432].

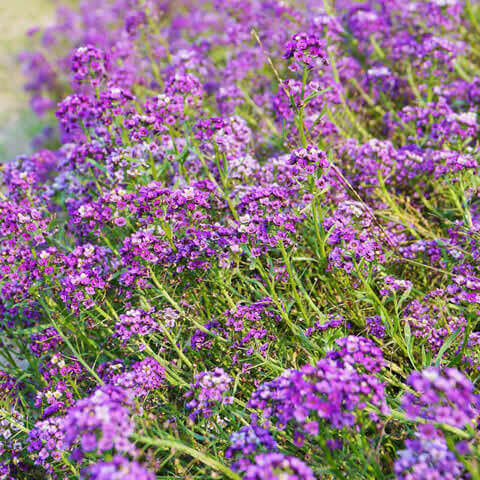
[279, 241, 311, 326]
[132, 434, 242, 480]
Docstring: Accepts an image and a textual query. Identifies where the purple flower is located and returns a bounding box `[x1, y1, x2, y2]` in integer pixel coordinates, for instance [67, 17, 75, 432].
[114, 308, 160, 343]
[237, 453, 317, 480]
[62, 385, 137, 459]
[81, 455, 155, 480]
[326, 335, 385, 373]
[112, 357, 165, 397]
[249, 353, 388, 434]
[226, 425, 277, 459]
[185, 368, 233, 421]
[71, 45, 109, 87]
[29, 326, 62, 357]
[284, 32, 327, 72]
[27, 417, 65, 473]
[395, 437, 464, 480]
[402, 367, 479, 430]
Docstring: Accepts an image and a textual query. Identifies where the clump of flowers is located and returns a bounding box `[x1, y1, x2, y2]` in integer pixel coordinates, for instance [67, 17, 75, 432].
[0, 410, 25, 476]
[71, 45, 109, 87]
[27, 416, 65, 474]
[112, 357, 165, 397]
[0, 370, 19, 398]
[326, 335, 385, 373]
[5, 0, 480, 478]
[249, 344, 388, 442]
[226, 425, 277, 460]
[394, 437, 465, 480]
[62, 385, 137, 461]
[305, 314, 349, 337]
[114, 308, 159, 344]
[284, 32, 327, 71]
[185, 368, 233, 421]
[221, 298, 279, 364]
[81, 455, 155, 480]
[402, 367, 479, 429]
[236, 452, 317, 480]
[288, 145, 330, 177]
[29, 326, 62, 357]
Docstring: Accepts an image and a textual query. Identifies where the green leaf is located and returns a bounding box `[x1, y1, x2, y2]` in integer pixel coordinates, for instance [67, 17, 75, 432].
[434, 328, 462, 367]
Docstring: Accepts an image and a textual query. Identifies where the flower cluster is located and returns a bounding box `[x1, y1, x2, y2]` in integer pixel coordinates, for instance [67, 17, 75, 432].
[326, 335, 385, 373]
[185, 368, 234, 421]
[27, 417, 65, 474]
[225, 425, 277, 460]
[81, 456, 155, 480]
[0, 410, 25, 477]
[402, 367, 479, 429]
[62, 385, 137, 461]
[237, 453, 317, 480]
[114, 308, 160, 343]
[29, 327, 62, 357]
[3, 0, 480, 478]
[284, 32, 328, 71]
[71, 45, 109, 87]
[112, 357, 165, 397]
[288, 145, 330, 177]
[249, 341, 388, 440]
[394, 437, 465, 480]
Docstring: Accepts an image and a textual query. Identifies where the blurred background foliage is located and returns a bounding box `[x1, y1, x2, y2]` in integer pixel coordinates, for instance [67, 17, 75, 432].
[0, 0, 54, 159]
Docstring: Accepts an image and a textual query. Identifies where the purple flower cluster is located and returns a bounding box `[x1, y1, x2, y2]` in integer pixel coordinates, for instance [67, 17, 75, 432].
[238, 453, 317, 480]
[305, 314, 350, 337]
[29, 326, 62, 357]
[0, 410, 25, 476]
[387, 100, 478, 147]
[0, 371, 19, 398]
[71, 45, 109, 87]
[81, 456, 155, 480]
[402, 367, 479, 429]
[185, 368, 233, 421]
[225, 425, 277, 460]
[284, 32, 328, 72]
[114, 308, 160, 343]
[222, 298, 279, 362]
[112, 357, 165, 397]
[394, 437, 465, 480]
[27, 417, 65, 473]
[62, 385, 137, 461]
[249, 341, 388, 439]
[326, 335, 385, 373]
[288, 145, 330, 177]
[4, 0, 480, 478]
[323, 201, 389, 273]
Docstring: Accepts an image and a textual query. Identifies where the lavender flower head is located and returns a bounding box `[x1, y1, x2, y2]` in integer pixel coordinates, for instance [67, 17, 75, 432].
[114, 308, 159, 344]
[27, 416, 65, 473]
[62, 385, 137, 460]
[402, 367, 479, 430]
[29, 326, 62, 357]
[238, 452, 317, 480]
[288, 145, 329, 177]
[394, 437, 464, 480]
[326, 335, 385, 373]
[185, 368, 233, 421]
[112, 357, 165, 397]
[71, 45, 109, 86]
[226, 424, 277, 459]
[284, 32, 327, 72]
[81, 455, 155, 480]
[249, 351, 388, 440]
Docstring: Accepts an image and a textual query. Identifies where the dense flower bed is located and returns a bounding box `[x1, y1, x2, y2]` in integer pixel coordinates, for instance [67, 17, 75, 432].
[1, 0, 480, 478]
